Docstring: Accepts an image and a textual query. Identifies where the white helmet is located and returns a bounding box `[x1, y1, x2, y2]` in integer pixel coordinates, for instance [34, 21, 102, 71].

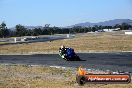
[61, 45, 65, 49]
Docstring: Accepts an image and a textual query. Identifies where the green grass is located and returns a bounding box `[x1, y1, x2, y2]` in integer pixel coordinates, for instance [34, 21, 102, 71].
[0, 42, 9, 45]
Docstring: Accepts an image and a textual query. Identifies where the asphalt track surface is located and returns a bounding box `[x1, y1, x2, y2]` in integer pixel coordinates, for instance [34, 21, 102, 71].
[0, 52, 132, 72]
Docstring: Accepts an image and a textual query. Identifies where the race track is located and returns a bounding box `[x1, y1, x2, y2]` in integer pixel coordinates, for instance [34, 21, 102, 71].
[0, 52, 132, 72]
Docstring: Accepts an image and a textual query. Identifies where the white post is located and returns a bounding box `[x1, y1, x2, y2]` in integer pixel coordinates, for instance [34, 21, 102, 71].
[67, 34, 70, 38]
[14, 38, 16, 43]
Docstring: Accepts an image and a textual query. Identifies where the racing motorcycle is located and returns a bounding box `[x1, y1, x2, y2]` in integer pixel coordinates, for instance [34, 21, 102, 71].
[59, 47, 83, 61]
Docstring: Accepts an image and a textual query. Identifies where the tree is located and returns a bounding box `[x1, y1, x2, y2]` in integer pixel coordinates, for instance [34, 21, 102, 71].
[82, 27, 89, 33]
[72, 26, 84, 33]
[48, 27, 54, 35]
[121, 23, 129, 30]
[91, 26, 96, 32]
[53, 26, 62, 34]
[15, 24, 27, 36]
[10, 30, 16, 37]
[24, 29, 33, 36]
[94, 25, 99, 30]
[62, 28, 70, 34]
[114, 24, 121, 28]
[32, 28, 43, 36]
[42, 28, 49, 35]
[0, 22, 9, 38]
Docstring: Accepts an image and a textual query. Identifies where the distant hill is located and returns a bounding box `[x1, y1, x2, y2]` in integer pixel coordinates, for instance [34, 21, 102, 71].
[24, 26, 43, 29]
[10, 19, 132, 30]
[70, 19, 132, 27]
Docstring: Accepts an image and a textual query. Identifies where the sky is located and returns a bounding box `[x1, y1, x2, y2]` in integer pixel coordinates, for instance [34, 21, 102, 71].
[0, 0, 132, 27]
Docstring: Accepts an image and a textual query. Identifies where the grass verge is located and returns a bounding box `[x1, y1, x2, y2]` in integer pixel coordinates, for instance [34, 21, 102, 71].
[0, 64, 132, 88]
[0, 32, 132, 54]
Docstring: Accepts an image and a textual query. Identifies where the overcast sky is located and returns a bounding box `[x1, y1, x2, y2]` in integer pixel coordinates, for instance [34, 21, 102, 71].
[0, 0, 132, 27]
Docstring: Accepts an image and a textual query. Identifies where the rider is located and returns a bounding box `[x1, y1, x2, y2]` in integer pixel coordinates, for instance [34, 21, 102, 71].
[59, 45, 75, 59]
[59, 45, 67, 57]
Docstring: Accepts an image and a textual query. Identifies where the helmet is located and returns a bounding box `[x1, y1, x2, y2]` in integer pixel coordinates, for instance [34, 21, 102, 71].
[61, 45, 65, 49]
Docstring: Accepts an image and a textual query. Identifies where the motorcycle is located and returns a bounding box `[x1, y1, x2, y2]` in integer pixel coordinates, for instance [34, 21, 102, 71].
[59, 48, 83, 61]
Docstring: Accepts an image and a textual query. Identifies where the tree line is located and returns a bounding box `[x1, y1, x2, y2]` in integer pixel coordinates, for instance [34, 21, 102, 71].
[0, 22, 132, 38]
